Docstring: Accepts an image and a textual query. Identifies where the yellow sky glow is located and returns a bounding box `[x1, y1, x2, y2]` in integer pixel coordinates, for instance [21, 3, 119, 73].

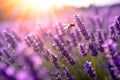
[0, 0, 120, 19]
[22, 0, 120, 11]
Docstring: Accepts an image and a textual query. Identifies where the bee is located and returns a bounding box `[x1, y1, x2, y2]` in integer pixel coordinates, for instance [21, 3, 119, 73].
[64, 23, 75, 30]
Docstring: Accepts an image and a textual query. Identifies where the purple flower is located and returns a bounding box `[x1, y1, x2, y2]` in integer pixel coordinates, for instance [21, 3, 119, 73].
[106, 62, 118, 80]
[67, 56, 76, 65]
[75, 29, 82, 42]
[112, 56, 120, 73]
[69, 33, 77, 46]
[24, 34, 34, 46]
[52, 35, 64, 51]
[58, 22, 64, 34]
[54, 72, 62, 80]
[24, 34, 44, 52]
[109, 24, 117, 41]
[0, 62, 16, 80]
[48, 50, 60, 69]
[74, 15, 90, 40]
[62, 49, 76, 65]
[5, 66, 15, 76]
[0, 48, 15, 64]
[96, 29, 104, 45]
[58, 34, 65, 45]
[84, 61, 96, 78]
[1, 48, 10, 58]
[114, 16, 120, 32]
[16, 70, 34, 80]
[102, 39, 117, 57]
[78, 43, 88, 56]
[90, 32, 96, 42]
[89, 42, 98, 56]
[51, 35, 76, 65]
[17, 53, 49, 80]
[33, 39, 44, 52]
[64, 40, 72, 51]
[54, 25, 60, 34]
[1, 30, 17, 49]
[62, 65, 74, 80]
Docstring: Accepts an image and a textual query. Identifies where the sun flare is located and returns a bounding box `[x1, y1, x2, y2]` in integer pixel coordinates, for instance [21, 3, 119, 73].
[23, 0, 64, 11]
[25, 0, 52, 11]
[0, 0, 74, 19]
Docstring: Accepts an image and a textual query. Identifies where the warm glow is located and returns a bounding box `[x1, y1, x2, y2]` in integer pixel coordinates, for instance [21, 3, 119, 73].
[23, 0, 64, 11]
[25, 0, 52, 11]
[1, 0, 119, 19]
[0, 0, 70, 19]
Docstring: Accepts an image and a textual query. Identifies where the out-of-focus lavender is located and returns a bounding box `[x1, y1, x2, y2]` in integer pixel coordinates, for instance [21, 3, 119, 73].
[84, 61, 96, 78]
[0, 3, 120, 80]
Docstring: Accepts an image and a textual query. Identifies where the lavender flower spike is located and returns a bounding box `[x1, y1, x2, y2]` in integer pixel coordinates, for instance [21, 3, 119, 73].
[74, 15, 90, 40]
[48, 50, 60, 69]
[114, 16, 120, 32]
[109, 24, 117, 41]
[1, 30, 17, 49]
[62, 65, 74, 80]
[84, 61, 96, 78]
[78, 43, 88, 56]
[102, 39, 117, 57]
[54, 72, 62, 80]
[106, 62, 118, 80]
[89, 42, 98, 56]
[96, 29, 104, 45]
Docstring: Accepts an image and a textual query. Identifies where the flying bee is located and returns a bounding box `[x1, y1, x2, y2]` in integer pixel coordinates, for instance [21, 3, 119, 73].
[64, 23, 75, 30]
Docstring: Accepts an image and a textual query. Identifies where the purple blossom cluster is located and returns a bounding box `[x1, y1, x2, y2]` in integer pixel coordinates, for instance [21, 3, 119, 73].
[84, 61, 96, 78]
[1, 30, 17, 49]
[62, 65, 74, 80]
[0, 30, 49, 80]
[0, 14, 120, 80]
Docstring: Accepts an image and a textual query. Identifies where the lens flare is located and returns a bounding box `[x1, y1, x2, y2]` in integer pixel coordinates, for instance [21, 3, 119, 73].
[24, 0, 55, 11]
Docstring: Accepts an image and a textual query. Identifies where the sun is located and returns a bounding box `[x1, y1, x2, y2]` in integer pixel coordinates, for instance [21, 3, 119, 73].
[0, 0, 69, 19]
[23, 0, 66, 12]
[18, 0, 66, 18]
[24, 0, 56, 11]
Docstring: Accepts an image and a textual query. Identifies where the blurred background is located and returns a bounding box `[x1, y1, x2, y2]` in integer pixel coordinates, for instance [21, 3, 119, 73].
[0, 0, 120, 37]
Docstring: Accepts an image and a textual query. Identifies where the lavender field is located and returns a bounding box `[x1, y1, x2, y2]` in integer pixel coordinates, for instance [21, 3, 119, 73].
[0, 2, 120, 80]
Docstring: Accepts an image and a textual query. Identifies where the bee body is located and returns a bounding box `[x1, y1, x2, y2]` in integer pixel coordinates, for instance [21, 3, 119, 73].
[64, 23, 75, 30]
